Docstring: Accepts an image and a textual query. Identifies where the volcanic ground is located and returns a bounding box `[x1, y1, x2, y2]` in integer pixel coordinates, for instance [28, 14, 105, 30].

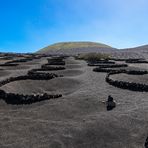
[0, 55, 148, 148]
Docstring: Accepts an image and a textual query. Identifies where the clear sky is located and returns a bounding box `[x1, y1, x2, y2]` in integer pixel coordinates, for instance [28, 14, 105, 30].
[0, 0, 148, 53]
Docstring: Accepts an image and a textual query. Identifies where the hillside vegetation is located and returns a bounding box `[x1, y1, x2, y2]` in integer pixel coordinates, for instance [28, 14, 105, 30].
[76, 52, 110, 62]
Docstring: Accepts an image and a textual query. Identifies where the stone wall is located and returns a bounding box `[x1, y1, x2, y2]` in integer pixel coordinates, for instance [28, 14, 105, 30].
[125, 59, 148, 63]
[92, 62, 148, 92]
[106, 71, 148, 92]
[0, 90, 62, 105]
[47, 57, 66, 65]
[97, 64, 128, 68]
[0, 63, 19, 66]
[0, 58, 64, 105]
[87, 60, 115, 66]
[41, 64, 65, 70]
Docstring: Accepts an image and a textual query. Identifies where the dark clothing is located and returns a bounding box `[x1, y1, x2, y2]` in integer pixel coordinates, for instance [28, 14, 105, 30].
[106, 95, 116, 111]
[108, 95, 113, 102]
[107, 101, 116, 111]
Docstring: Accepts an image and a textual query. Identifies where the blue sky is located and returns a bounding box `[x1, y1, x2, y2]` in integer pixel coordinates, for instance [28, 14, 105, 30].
[0, 0, 148, 52]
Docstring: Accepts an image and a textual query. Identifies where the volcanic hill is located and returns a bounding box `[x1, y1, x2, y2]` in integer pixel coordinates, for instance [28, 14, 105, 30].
[37, 41, 117, 55]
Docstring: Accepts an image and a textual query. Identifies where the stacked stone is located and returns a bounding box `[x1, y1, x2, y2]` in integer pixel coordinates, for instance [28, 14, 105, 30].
[0, 63, 19, 66]
[125, 59, 148, 63]
[93, 68, 126, 73]
[106, 71, 148, 92]
[109, 58, 127, 61]
[88, 60, 115, 66]
[96, 64, 128, 68]
[92, 60, 148, 92]
[0, 72, 62, 105]
[47, 57, 65, 65]
[28, 72, 59, 80]
[6, 58, 33, 64]
[93, 64, 128, 73]
[0, 56, 65, 105]
[126, 70, 148, 75]
[41, 64, 65, 70]
[0, 90, 62, 105]
[0, 54, 46, 67]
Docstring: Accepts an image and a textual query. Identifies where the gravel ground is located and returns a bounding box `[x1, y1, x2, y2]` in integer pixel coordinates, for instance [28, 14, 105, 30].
[0, 57, 148, 148]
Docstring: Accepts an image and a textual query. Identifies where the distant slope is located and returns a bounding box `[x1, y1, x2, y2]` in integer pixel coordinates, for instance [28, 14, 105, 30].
[123, 45, 148, 52]
[37, 41, 115, 55]
[122, 45, 148, 59]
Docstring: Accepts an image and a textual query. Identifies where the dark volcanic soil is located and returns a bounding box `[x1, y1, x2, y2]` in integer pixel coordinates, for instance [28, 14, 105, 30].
[0, 56, 148, 148]
[111, 73, 148, 84]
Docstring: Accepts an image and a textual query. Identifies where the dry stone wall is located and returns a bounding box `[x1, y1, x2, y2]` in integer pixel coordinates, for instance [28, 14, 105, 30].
[0, 56, 66, 105]
[92, 61, 148, 92]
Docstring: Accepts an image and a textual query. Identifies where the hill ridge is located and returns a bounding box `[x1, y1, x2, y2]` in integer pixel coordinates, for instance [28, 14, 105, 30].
[37, 41, 113, 54]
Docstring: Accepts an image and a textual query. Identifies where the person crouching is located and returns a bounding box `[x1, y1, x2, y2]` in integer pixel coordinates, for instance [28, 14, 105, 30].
[106, 95, 116, 111]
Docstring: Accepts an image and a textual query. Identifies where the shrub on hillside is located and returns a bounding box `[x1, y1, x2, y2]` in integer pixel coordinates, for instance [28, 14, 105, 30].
[76, 53, 110, 62]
